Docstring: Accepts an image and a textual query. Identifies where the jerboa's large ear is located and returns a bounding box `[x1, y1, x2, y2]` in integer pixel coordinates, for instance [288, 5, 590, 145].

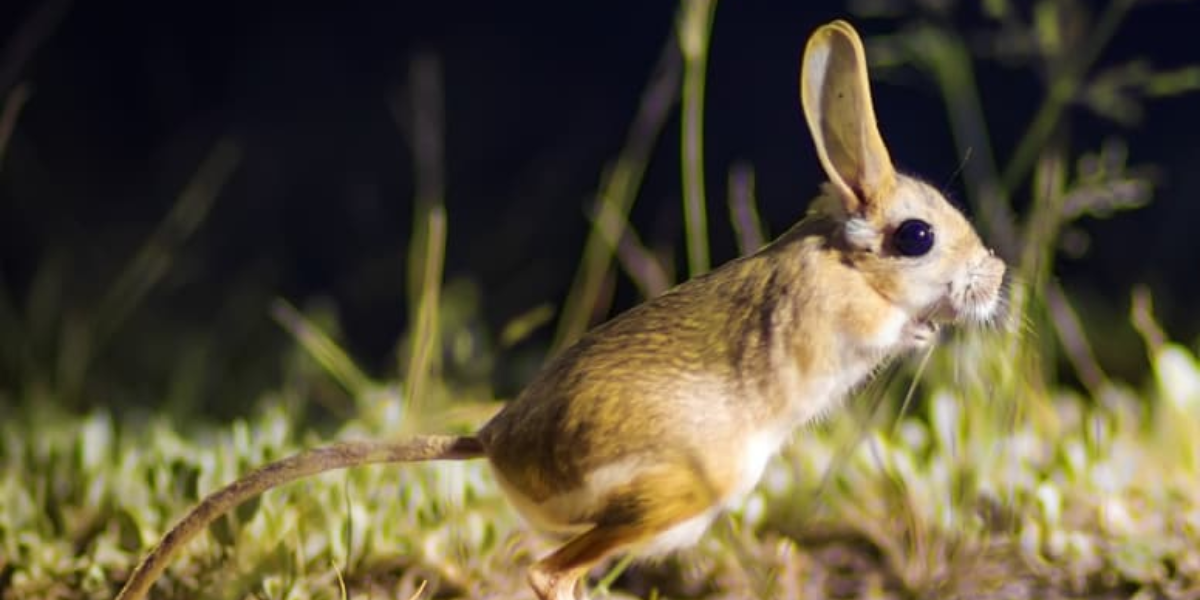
[801, 20, 896, 216]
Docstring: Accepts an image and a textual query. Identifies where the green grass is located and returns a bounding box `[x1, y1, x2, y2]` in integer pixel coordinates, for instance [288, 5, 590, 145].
[3, 331, 1199, 599]
[4, 0, 1200, 599]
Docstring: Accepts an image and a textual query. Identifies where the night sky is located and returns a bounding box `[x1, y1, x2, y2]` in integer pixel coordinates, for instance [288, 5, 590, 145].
[3, 0, 1199, 395]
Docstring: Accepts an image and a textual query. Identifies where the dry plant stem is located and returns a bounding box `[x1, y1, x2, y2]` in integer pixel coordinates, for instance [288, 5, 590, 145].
[614, 229, 670, 299]
[405, 206, 447, 429]
[901, 5, 1139, 408]
[727, 162, 764, 256]
[895, 345, 935, 432]
[908, 27, 1015, 257]
[270, 298, 373, 398]
[0, 269, 27, 377]
[998, 149, 1075, 416]
[1000, 0, 1136, 195]
[340, 478, 354, 578]
[1014, 148, 1066, 322]
[404, 54, 446, 316]
[0, 0, 73, 97]
[553, 40, 681, 351]
[402, 54, 447, 418]
[592, 553, 636, 595]
[716, 516, 775, 599]
[93, 139, 241, 352]
[678, 0, 718, 277]
[0, 83, 31, 169]
[0, 85, 33, 381]
[1130, 285, 1165, 356]
[589, 197, 670, 298]
[333, 559, 349, 600]
[805, 366, 898, 528]
[405, 580, 429, 600]
[994, 0, 1136, 407]
[499, 304, 556, 348]
[1045, 279, 1107, 396]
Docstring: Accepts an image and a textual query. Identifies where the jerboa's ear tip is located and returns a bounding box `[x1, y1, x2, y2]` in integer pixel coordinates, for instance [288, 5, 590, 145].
[806, 20, 863, 53]
[799, 19, 895, 215]
[801, 20, 863, 104]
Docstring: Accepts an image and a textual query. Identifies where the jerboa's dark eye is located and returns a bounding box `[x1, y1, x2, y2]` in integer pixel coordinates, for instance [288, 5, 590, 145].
[893, 219, 934, 257]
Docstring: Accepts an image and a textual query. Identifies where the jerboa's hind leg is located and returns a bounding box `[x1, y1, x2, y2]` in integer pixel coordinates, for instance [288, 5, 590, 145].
[526, 463, 726, 600]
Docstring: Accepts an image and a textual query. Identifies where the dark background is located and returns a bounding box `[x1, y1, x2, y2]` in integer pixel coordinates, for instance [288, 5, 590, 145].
[2, 0, 1199, 409]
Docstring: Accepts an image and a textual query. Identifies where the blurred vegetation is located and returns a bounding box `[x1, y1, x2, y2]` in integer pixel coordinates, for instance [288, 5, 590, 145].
[3, 0, 1200, 599]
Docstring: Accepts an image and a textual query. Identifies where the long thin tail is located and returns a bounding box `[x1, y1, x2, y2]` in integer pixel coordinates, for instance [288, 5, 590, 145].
[115, 435, 485, 600]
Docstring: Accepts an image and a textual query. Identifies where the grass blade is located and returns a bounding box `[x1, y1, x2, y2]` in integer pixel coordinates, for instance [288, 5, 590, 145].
[678, 0, 718, 277]
[553, 37, 681, 351]
[588, 195, 670, 299]
[93, 138, 241, 348]
[0, 0, 73, 97]
[726, 161, 764, 255]
[0, 83, 31, 171]
[270, 298, 373, 398]
[1000, 0, 1137, 195]
[404, 206, 447, 428]
[395, 53, 449, 425]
